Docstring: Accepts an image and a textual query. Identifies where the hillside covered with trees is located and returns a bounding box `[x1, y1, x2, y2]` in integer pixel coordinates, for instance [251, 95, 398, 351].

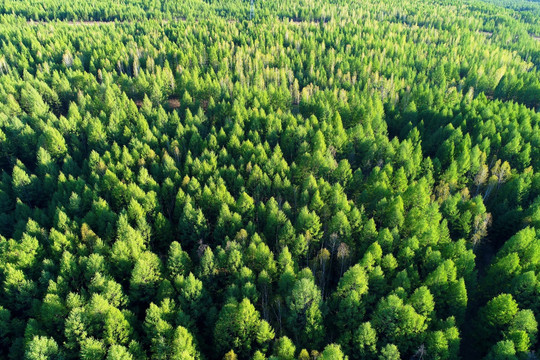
[0, 0, 539, 359]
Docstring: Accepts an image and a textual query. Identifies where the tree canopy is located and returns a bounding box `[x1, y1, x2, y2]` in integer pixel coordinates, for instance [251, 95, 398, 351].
[0, 0, 539, 359]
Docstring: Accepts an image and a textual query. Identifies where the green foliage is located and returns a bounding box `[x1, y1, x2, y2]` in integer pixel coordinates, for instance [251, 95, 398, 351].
[286, 277, 324, 349]
[378, 344, 400, 360]
[39, 127, 67, 159]
[214, 298, 271, 358]
[171, 326, 201, 360]
[0, 0, 539, 359]
[106, 345, 133, 360]
[481, 294, 519, 331]
[320, 344, 346, 360]
[273, 336, 295, 360]
[371, 295, 427, 354]
[353, 322, 377, 359]
[25, 336, 60, 360]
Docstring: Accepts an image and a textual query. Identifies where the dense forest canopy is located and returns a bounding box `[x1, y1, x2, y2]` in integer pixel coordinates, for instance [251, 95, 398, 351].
[0, 0, 539, 359]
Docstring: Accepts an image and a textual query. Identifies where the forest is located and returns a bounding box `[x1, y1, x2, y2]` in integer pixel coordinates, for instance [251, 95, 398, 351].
[0, 0, 539, 359]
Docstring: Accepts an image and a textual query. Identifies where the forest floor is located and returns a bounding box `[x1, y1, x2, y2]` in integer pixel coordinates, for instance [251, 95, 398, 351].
[134, 98, 181, 109]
